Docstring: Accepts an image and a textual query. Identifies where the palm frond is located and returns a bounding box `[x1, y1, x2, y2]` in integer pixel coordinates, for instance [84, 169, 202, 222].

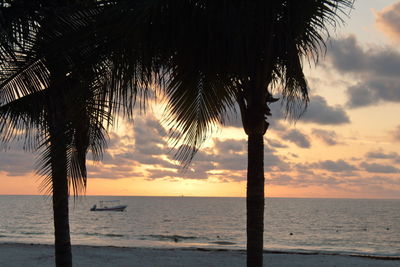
[129, 0, 353, 164]
[0, 89, 47, 150]
[275, 0, 354, 118]
[0, 58, 50, 105]
[164, 71, 237, 163]
[0, 0, 41, 60]
[0, 1, 120, 196]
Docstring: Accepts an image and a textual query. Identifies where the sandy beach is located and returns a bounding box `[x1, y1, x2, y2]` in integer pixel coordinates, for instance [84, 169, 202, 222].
[0, 243, 399, 267]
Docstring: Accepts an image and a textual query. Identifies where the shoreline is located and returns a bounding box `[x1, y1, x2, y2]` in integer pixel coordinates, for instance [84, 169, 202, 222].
[2, 241, 399, 260]
[1, 242, 399, 267]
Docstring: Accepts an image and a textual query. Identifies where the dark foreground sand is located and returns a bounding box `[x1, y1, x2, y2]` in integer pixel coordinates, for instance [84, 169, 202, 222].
[0, 243, 399, 267]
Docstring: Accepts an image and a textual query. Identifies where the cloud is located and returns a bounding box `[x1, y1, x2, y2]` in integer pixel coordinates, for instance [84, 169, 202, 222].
[85, 115, 180, 180]
[268, 173, 336, 187]
[375, 2, 400, 42]
[212, 138, 288, 172]
[142, 148, 215, 181]
[227, 94, 350, 128]
[214, 138, 245, 154]
[301, 96, 350, 125]
[282, 129, 311, 148]
[328, 36, 366, 72]
[224, 106, 243, 128]
[265, 170, 400, 195]
[264, 146, 290, 172]
[147, 169, 179, 180]
[346, 79, 400, 108]
[122, 117, 178, 169]
[267, 138, 288, 148]
[0, 136, 40, 177]
[0, 149, 36, 176]
[329, 36, 400, 78]
[366, 150, 399, 159]
[88, 164, 144, 180]
[148, 167, 209, 180]
[211, 138, 246, 171]
[328, 36, 400, 107]
[366, 176, 400, 186]
[293, 163, 315, 175]
[85, 116, 293, 181]
[214, 153, 246, 171]
[312, 128, 340, 146]
[212, 170, 247, 182]
[266, 174, 294, 186]
[133, 117, 167, 155]
[269, 96, 349, 125]
[393, 125, 400, 142]
[189, 138, 290, 177]
[314, 160, 358, 173]
[360, 162, 400, 174]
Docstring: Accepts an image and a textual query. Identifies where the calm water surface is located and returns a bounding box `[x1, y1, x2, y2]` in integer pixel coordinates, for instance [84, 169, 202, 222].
[0, 196, 399, 256]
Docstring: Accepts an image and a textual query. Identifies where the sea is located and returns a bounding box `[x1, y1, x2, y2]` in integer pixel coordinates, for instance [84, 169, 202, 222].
[0, 196, 399, 257]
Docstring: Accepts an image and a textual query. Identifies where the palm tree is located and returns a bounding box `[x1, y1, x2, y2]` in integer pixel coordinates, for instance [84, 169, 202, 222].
[0, 1, 157, 265]
[0, 69, 110, 267]
[0, 2, 114, 266]
[119, 1, 353, 266]
[0, 59, 110, 267]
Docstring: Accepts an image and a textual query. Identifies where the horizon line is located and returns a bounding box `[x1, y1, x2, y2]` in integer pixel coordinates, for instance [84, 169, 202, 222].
[0, 194, 399, 200]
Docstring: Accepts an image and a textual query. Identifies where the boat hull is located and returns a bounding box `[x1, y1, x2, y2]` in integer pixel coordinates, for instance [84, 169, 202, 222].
[90, 205, 127, 211]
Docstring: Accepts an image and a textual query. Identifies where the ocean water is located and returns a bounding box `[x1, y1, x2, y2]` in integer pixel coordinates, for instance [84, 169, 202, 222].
[0, 196, 399, 256]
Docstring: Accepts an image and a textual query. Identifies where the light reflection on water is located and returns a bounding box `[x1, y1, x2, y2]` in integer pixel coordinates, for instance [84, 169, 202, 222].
[0, 196, 399, 256]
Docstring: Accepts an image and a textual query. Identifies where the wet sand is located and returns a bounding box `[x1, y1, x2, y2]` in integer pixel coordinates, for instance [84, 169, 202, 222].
[1, 243, 399, 267]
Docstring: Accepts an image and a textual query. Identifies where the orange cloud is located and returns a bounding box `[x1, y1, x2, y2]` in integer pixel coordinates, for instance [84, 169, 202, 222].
[375, 3, 400, 42]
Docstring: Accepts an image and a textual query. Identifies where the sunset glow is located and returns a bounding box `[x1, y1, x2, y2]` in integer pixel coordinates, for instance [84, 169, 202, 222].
[1, 0, 400, 199]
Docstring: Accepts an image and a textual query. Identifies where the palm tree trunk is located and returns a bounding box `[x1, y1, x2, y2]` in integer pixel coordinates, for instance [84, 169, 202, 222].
[239, 80, 267, 267]
[48, 91, 72, 267]
[51, 155, 72, 267]
[246, 133, 264, 267]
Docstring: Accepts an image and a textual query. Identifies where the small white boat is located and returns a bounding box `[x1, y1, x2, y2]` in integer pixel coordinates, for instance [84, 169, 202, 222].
[90, 200, 127, 212]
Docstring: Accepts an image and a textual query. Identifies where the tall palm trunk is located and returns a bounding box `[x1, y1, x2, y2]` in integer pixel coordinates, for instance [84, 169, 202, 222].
[246, 133, 265, 267]
[48, 71, 72, 267]
[240, 85, 267, 267]
[49, 125, 72, 267]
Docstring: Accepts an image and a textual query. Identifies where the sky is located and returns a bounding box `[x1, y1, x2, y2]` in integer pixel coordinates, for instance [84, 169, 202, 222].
[1, 0, 400, 198]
